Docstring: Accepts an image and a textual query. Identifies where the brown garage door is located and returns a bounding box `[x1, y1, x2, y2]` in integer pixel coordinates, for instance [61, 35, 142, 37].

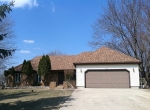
[85, 70, 130, 88]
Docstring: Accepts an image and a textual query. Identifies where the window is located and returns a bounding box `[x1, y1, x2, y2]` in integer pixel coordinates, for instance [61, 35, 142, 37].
[36, 74, 41, 82]
[15, 73, 21, 83]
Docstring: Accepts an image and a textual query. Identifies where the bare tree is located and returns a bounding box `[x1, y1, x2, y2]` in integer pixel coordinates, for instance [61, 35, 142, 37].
[0, 55, 16, 82]
[0, 57, 9, 82]
[0, 73, 5, 83]
[90, 0, 150, 78]
[0, 1, 16, 81]
[48, 50, 66, 56]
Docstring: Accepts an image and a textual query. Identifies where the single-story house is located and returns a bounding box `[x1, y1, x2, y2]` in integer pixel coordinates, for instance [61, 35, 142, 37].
[6, 47, 140, 88]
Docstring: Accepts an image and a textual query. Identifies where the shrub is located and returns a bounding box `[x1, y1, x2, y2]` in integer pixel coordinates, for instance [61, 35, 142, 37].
[4, 70, 9, 76]
[9, 66, 15, 75]
[65, 74, 73, 81]
[4, 66, 15, 76]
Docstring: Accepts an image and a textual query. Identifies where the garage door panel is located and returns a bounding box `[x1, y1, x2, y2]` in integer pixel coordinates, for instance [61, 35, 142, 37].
[85, 70, 130, 88]
[112, 84, 129, 88]
[120, 80, 129, 83]
[86, 84, 110, 88]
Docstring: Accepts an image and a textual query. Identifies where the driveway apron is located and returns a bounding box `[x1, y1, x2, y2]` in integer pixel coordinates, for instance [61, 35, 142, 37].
[59, 88, 150, 110]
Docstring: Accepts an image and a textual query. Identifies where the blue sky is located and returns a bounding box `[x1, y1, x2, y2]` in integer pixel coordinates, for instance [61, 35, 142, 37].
[0, 0, 107, 67]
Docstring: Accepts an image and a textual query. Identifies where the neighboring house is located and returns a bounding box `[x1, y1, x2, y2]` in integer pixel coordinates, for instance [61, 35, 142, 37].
[6, 47, 140, 88]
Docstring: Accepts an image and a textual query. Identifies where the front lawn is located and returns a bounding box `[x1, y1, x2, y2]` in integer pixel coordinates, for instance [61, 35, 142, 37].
[0, 88, 73, 110]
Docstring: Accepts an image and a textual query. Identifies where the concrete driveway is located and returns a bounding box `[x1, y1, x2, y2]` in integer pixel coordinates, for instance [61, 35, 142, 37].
[60, 88, 150, 110]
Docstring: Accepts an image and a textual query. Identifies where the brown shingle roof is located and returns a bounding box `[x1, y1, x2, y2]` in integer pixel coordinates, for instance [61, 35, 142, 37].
[75, 47, 140, 64]
[15, 64, 22, 72]
[14, 47, 140, 71]
[50, 55, 78, 70]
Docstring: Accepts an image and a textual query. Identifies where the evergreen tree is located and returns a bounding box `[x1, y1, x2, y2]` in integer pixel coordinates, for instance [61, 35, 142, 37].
[46, 55, 51, 72]
[38, 55, 51, 76]
[21, 60, 26, 73]
[9, 66, 15, 75]
[20, 60, 33, 84]
[0, 1, 15, 58]
[27, 60, 33, 76]
[22, 60, 33, 76]
[38, 56, 44, 76]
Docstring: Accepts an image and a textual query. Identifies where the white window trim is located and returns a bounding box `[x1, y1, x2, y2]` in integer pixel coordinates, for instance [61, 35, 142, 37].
[36, 74, 41, 82]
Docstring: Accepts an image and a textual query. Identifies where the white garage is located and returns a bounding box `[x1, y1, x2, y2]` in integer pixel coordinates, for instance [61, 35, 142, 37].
[74, 47, 140, 88]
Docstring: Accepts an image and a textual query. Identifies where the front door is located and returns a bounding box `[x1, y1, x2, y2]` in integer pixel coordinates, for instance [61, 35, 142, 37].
[58, 72, 64, 85]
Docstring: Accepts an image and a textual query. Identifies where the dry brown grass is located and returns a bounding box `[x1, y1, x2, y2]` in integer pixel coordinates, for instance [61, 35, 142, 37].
[0, 88, 74, 110]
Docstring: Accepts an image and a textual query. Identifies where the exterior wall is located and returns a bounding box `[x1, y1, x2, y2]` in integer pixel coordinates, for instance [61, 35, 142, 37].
[64, 70, 76, 88]
[6, 72, 58, 87]
[7, 73, 36, 87]
[43, 71, 58, 86]
[6, 70, 76, 88]
[64, 70, 75, 80]
[76, 64, 139, 88]
[6, 75, 14, 87]
[16, 74, 28, 86]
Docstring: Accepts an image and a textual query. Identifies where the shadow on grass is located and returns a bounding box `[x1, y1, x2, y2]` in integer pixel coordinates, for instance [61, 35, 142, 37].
[59, 97, 77, 109]
[0, 96, 75, 110]
[0, 92, 38, 101]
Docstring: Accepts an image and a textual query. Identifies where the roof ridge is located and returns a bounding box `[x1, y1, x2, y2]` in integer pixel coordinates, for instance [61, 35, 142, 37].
[14, 46, 140, 71]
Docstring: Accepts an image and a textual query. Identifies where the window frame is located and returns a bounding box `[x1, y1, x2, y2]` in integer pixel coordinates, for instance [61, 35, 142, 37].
[15, 73, 21, 83]
[36, 74, 41, 82]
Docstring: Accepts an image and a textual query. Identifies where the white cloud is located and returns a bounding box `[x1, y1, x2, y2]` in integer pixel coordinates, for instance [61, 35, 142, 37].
[0, 0, 39, 8]
[33, 0, 38, 7]
[23, 40, 34, 43]
[50, 2, 55, 12]
[20, 50, 31, 54]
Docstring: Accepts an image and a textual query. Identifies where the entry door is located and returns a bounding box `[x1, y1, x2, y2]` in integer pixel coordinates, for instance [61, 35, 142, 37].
[58, 72, 64, 84]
